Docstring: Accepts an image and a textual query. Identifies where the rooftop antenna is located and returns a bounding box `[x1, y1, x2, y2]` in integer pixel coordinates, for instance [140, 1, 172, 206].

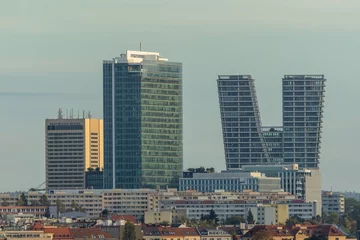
[82, 110, 85, 119]
[87, 111, 92, 119]
[140, 42, 142, 51]
[57, 108, 63, 119]
[66, 109, 68, 119]
[77, 110, 80, 119]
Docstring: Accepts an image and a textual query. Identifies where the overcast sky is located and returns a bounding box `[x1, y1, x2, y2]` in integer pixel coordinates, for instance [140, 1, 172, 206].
[1, 0, 359, 192]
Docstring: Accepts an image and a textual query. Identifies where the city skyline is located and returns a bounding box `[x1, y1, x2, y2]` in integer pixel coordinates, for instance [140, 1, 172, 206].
[1, 0, 360, 192]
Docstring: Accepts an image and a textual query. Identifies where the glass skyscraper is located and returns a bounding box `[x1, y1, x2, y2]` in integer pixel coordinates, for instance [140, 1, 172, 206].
[217, 75, 268, 169]
[103, 50, 183, 189]
[282, 75, 326, 169]
[218, 74, 326, 170]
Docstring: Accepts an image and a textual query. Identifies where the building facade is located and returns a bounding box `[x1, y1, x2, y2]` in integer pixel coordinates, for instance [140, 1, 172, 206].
[45, 117, 103, 190]
[261, 127, 284, 164]
[178, 172, 281, 192]
[242, 164, 322, 216]
[160, 199, 317, 220]
[249, 204, 289, 225]
[217, 75, 268, 169]
[85, 168, 104, 189]
[322, 191, 345, 216]
[282, 75, 326, 169]
[103, 50, 183, 189]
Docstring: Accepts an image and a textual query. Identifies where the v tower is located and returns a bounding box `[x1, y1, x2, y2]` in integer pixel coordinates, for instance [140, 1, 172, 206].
[103, 50, 183, 189]
[218, 74, 326, 170]
[217, 75, 268, 169]
[282, 75, 326, 169]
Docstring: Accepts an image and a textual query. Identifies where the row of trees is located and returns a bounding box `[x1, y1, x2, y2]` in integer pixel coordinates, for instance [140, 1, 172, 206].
[187, 167, 215, 173]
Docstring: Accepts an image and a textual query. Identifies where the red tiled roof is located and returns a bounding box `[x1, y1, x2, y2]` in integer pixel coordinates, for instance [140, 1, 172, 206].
[111, 215, 136, 223]
[44, 228, 74, 239]
[70, 228, 114, 239]
[158, 227, 199, 237]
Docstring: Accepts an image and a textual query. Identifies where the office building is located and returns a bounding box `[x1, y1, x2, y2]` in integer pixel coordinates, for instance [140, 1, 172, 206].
[322, 191, 345, 216]
[242, 164, 322, 216]
[217, 75, 268, 169]
[282, 75, 326, 169]
[45, 117, 103, 190]
[178, 171, 281, 192]
[103, 50, 183, 189]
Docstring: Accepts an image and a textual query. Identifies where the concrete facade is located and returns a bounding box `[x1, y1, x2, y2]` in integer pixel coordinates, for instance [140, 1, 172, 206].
[322, 191, 345, 216]
[179, 172, 281, 192]
[46, 118, 103, 190]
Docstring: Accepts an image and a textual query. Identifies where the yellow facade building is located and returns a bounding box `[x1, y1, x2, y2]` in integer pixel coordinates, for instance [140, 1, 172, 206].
[46, 117, 103, 190]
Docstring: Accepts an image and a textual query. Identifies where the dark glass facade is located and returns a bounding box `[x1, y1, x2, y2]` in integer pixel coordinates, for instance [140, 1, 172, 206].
[103, 52, 183, 189]
[85, 169, 104, 189]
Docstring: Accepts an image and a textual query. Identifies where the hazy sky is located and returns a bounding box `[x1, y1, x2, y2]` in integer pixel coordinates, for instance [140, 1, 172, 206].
[1, 0, 360, 192]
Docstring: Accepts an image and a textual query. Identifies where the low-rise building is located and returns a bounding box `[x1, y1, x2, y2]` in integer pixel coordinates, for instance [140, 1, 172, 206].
[0, 231, 53, 240]
[249, 204, 289, 225]
[144, 209, 187, 224]
[241, 164, 322, 216]
[322, 191, 345, 216]
[70, 228, 116, 240]
[142, 227, 200, 240]
[160, 199, 317, 221]
[179, 172, 281, 192]
[198, 228, 232, 240]
[242, 224, 347, 240]
[0, 206, 47, 218]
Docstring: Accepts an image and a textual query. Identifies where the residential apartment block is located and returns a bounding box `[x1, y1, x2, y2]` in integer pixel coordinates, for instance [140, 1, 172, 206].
[322, 191, 345, 216]
[217, 75, 326, 169]
[249, 204, 289, 225]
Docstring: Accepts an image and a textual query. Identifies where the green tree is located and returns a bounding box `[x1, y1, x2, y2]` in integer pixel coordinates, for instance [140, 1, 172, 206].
[100, 209, 109, 218]
[1, 199, 9, 206]
[252, 230, 272, 240]
[160, 221, 170, 226]
[39, 195, 50, 206]
[44, 206, 51, 218]
[286, 216, 305, 227]
[247, 209, 254, 224]
[17, 193, 28, 206]
[56, 199, 65, 214]
[224, 215, 245, 225]
[123, 220, 136, 240]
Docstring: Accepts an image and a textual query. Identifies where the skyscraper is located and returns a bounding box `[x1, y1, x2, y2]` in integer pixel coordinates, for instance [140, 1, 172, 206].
[46, 117, 103, 190]
[218, 74, 326, 170]
[103, 50, 183, 189]
[282, 75, 326, 169]
[217, 75, 268, 169]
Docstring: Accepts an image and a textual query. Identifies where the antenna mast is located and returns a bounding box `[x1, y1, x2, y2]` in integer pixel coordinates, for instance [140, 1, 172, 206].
[57, 108, 63, 119]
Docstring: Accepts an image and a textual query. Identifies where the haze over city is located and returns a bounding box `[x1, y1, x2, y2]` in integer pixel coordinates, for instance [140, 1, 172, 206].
[1, 0, 360, 192]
